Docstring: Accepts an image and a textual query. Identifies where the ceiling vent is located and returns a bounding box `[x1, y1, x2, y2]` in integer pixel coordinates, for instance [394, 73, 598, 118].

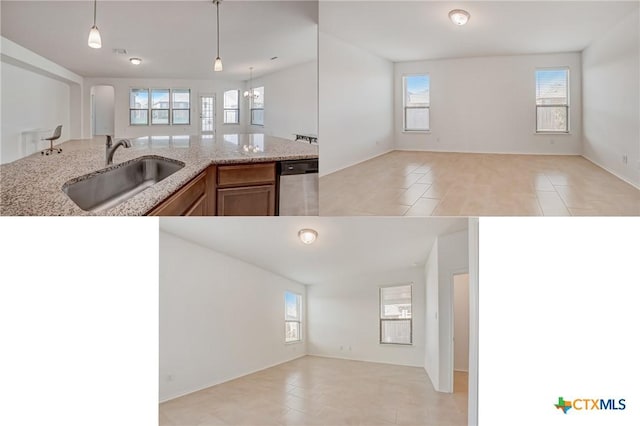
[112, 48, 128, 55]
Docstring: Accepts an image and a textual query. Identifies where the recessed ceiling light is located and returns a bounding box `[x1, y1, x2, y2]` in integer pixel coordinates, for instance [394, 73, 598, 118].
[298, 229, 318, 245]
[129, 58, 142, 65]
[449, 9, 470, 26]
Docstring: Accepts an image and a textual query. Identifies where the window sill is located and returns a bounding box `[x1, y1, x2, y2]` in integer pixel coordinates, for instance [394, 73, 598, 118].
[534, 132, 571, 135]
[285, 340, 303, 345]
[379, 342, 413, 346]
[402, 130, 431, 134]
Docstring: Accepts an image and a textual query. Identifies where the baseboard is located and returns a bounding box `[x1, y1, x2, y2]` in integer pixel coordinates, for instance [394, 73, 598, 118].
[393, 147, 581, 156]
[581, 154, 640, 190]
[319, 149, 393, 177]
[306, 352, 423, 368]
[159, 353, 307, 403]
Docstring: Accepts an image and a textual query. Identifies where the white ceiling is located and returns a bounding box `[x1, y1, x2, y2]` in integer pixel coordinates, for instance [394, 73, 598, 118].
[1, 0, 317, 79]
[159, 217, 468, 285]
[320, 1, 639, 62]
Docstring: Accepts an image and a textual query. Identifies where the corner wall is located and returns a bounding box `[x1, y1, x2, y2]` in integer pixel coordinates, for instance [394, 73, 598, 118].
[394, 53, 583, 155]
[307, 267, 425, 367]
[159, 231, 306, 402]
[423, 230, 469, 393]
[582, 7, 640, 188]
[318, 32, 394, 176]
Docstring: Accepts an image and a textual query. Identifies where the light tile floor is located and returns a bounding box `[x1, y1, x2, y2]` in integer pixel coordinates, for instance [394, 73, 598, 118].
[320, 151, 640, 216]
[160, 356, 468, 426]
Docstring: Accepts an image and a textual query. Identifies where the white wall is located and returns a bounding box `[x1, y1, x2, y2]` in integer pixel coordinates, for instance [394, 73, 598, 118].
[1, 62, 71, 163]
[395, 53, 583, 155]
[582, 7, 640, 188]
[423, 230, 469, 393]
[307, 267, 425, 367]
[82, 77, 246, 139]
[318, 32, 394, 176]
[424, 240, 439, 389]
[92, 85, 115, 136]
[246, 60, 317, 140]
[159, 231, 306, 402]
[1, 37, 83, 164]
[453, 273, 469, 372]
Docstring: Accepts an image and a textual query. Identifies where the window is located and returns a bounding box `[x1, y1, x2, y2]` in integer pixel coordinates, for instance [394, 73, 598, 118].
[172, 89, 191, 125]
[130, 89, 149, 125]
[403, 75, 430, 131]
[535, 69, 569, 133]
[223, 90, 240, 124]
[380, 284, 412, 345]
[130, 88, 191, 125]
[285, 291, 302, 343]
[151, 89, 170, 125]
[251, 86, 264, 126]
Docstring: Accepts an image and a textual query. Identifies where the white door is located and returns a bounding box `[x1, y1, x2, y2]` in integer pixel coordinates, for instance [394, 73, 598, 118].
[199, 94, 216, 135]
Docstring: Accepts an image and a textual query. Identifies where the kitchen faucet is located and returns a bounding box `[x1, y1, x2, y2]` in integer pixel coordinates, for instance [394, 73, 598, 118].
[105, 135, 131, 166]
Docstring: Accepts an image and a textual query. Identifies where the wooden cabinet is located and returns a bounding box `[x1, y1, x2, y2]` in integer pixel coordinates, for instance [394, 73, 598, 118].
[148, 171, 208, 216]
[147, 162, 276, 216]
[217, 162, 276, 216]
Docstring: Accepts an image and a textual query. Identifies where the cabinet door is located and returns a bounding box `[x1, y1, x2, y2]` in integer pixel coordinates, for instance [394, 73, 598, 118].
[217, 185, 275, 216]
[147, 172, 206, 216]
[184, 195, 206, 216]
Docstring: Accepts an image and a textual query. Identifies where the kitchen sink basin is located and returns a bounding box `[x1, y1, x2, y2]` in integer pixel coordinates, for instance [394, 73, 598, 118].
[62, 156, 185, 212]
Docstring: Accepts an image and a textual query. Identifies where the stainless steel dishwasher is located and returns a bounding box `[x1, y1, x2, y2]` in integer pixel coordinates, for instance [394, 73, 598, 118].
[277, 159, 319, 216]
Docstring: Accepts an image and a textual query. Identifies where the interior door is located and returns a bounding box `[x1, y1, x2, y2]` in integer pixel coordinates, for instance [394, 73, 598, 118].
[199, 94, 216, 135]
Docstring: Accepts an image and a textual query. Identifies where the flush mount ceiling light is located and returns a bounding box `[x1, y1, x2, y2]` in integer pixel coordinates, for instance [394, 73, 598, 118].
[88, 0, 102, 48]
[298, 229, 318, 245]
[448, 9, 470, 26]
[129, 58, 142, 65]
[213, 0, 223, 71]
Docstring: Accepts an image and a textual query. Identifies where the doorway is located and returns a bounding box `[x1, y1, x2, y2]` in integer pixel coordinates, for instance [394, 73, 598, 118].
[453, 273, 469, 394]
[199, 94, 216, 135]
[90, 85, 115, 137]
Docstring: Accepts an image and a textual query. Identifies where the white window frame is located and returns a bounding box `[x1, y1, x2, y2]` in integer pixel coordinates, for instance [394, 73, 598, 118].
[379, 284, 413, 345]
[129, 88, 191, 126]
[284, 291, 302, 344]
[223, 89, 240, 124]
[535, 67, 570, 134]
[402, 74, 430, 132]
[171, 89, 191, 126]
[129, 88, 149, 126]
[250, 86, 264, 126]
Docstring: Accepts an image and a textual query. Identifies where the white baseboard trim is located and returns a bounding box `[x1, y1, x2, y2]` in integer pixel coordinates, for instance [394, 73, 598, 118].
[581, 154, 640, 190]
[305, 352, 422, 368]
[320, 149, 393, 177]
[393, 148, 581, 156]
[159, 353, 307, 403]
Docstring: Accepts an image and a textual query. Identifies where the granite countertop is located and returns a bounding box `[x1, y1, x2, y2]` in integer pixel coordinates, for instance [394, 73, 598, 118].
[0, 133, 318, 216]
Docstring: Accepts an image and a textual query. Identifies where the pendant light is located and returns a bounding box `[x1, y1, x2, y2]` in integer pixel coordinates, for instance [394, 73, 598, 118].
[213, 0, 223, 71]
[88, 0, 102, 49]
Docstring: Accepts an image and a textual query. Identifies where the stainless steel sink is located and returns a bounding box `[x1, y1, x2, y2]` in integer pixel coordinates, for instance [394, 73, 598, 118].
[62, 156, 185, 212]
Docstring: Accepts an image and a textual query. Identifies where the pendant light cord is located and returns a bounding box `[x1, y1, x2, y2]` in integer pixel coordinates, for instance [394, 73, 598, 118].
[216, 1, 220, 58]
[93, 0, 97, 26]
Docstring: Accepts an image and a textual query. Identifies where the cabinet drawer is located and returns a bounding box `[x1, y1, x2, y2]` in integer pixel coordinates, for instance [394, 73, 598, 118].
[147, 172, 206, 216]
[217, 162, 276, 187]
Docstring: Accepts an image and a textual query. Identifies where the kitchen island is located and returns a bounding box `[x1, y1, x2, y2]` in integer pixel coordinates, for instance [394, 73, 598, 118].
[0, 134, 318, 216]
